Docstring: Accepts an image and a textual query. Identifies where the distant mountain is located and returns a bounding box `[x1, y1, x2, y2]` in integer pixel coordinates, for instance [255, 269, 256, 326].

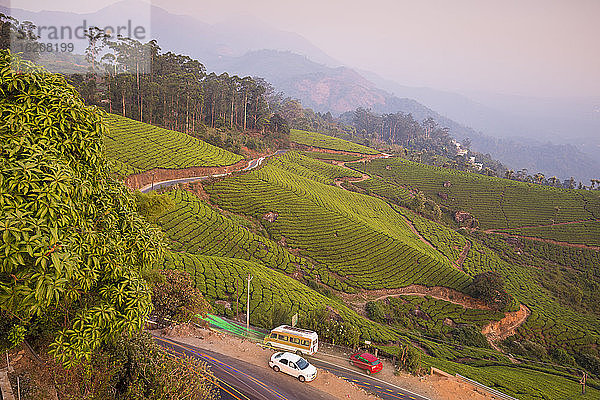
[4, 0, 340, 67]
[5, 0, 599, 182]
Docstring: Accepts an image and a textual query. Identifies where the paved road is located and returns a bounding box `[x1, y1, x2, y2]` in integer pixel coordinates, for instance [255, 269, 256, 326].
[155, 335, 429, 400]
[309, 356, 428, 400]
[155, 336, 335, 400]
[204, 315, 429, 400]
[141, 149, 288, 193]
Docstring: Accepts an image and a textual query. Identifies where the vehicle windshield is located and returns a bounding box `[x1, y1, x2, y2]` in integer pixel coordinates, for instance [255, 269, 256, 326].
[296, 358, 309, 370]
[370, 360, 380, 365]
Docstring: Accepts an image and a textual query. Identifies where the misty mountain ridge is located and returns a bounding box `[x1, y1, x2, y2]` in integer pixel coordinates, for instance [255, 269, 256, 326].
[6, 0, 599, 182]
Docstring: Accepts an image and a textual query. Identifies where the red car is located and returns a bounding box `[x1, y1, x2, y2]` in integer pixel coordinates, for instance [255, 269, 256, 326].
[349, 352, 383, 374]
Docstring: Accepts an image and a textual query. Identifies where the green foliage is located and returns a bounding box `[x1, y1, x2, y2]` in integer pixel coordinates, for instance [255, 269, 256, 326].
[503, 220, 600, 246]
[550, 348, 576, 366]
[301, 307, 361, 348]
[290, 128, 379, 154]
[365, 301, 386, 323]
[367, 295, 503, 341]
[134, 191, 175, 224]
[468, 272, 511, 311]
[150, 269, 212, 327]
[451, 324, 489, 349]
[0, 50, 164, 366]
[157, 189, 313, 276]
[377, 343, 424, 374]
[51, 332, 217, 400]
[104, 114, 242, 175]
[349, 157, 600, 230]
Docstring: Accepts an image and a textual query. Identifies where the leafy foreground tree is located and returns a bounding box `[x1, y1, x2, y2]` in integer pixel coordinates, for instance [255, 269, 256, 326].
[0, 50, 165, 367]
[50, 331, 218, 400]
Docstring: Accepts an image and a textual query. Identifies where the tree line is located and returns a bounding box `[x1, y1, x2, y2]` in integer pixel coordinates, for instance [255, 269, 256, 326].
[71, 34, 288, 137]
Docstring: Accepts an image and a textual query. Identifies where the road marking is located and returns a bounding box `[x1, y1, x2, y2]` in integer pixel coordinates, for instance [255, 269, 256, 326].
[157, 337, 290, 400]
[162, 347, 248, 400]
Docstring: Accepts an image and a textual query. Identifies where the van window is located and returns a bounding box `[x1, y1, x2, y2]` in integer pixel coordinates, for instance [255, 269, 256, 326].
[280, 359, 288, 365]
[278, 334, 288, 341]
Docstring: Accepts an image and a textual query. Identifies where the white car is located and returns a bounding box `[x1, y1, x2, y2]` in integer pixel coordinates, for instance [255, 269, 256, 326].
[269, 352, 318, 382]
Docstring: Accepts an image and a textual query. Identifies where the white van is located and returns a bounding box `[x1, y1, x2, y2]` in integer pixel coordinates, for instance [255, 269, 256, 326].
[264, 325, 319, 355]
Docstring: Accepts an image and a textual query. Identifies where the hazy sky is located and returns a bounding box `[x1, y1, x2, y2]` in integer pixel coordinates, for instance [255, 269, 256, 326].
[8, 0, 600, 98]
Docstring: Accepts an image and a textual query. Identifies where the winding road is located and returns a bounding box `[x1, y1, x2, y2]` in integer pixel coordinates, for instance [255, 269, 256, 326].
[140, 150, 287, 193]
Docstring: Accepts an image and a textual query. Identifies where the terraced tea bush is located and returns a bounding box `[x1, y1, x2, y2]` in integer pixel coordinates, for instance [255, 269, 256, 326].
[503, 220, 600, 246]
[104, 114, 242, 173]
[390, 205, 600, 355]
[268, 151, 361, 184]
[205, 154, 471, 292]
[299, 151, 362, 162]
[156, 189, 313, 276]
[353, 177, 414, 205]
[290, 129, 379, 154]
[368, 295, 503, 334]
[348, 157, 600, 230]
[162, 252, 398, 342]
[421, 353, 600, 400]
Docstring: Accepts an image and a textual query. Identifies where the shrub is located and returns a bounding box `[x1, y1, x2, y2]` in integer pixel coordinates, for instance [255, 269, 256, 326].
[468, 271, 511, 311]
[150, 269, 212, 327]
[394, 343, 423, 375]
[51, 332, 217, 400]
[550, 348, 575, 366]
[366, 301, 386, 323]
[451, 324, 490, 348]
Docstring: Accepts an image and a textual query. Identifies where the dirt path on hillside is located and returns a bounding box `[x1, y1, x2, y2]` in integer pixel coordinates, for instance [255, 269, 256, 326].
[482, 304, 531, 353]
[485, 231, 600, 251]
[338, 285, 491, 313]
[339, 285, 531, 351]
[452, 241, 472, 270]
[124, 159, 248, 190]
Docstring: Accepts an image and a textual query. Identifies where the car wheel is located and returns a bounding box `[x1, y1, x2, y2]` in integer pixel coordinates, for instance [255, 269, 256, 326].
[298, 375, 306, 382]
[296, 350, 303, 356]
[272, 365, 280, 372]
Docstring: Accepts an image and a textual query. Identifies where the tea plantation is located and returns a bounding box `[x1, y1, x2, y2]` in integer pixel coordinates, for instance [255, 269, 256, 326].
[103, 114, 242, 174]
[502, 220, 600, 246]
[162, 251, 398, 342]
[205, 152, 471, 292]
[290, 129, 379, 154]
[299, 151, 363, 162]
[398, 206, 600, 353]
[348, 157, 600, 231]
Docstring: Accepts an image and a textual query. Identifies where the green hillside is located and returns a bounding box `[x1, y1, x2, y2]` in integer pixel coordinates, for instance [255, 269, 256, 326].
[300, 151, 362, 162]
[398, 207, 600, 352]
[162, 252, 397, 342]
[349, 157, 600, 231]
[205, 152, 471, 292]
[503, 220, 600, 246]
[152, 151, 600, 400]
[290, 129, 379, 154]
[103, 114, 243, 175]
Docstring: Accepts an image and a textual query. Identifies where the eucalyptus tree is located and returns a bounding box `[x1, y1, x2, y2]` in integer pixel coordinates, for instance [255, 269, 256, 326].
[0, 50, 165, 367]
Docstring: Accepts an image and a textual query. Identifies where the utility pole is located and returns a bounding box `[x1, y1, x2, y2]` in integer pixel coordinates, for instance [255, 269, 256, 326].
[236, 278, 239, 321]
[581, 371, 587, 394]
[246, 273, 253, 333]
